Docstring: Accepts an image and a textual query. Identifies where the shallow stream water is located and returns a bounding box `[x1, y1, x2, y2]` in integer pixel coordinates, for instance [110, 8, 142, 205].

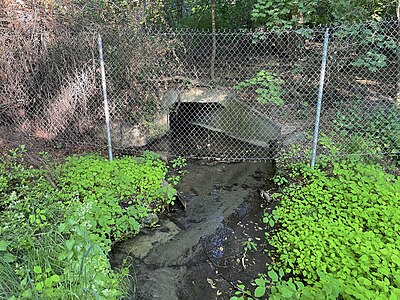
[111, 159, 275, 300]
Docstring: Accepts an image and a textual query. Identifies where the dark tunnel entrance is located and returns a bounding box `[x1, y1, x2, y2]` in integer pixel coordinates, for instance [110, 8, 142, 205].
[168, 102, 275, 160]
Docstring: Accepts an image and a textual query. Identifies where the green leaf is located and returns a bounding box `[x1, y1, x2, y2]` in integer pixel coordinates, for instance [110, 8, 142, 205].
[51, 274, 61, 283]
[66, 239, 75, 250]
[21, 289, 33, 298]
[0, 240, 10, 251]
[268, 270, 279, 282]
[58, 223, 66, 233]
[391, 254, 400, 266]
[44, 277, 53, 287]
[254, 286, 266, 297]
[35, 281, 44, 291]
[33, 266, 42, 274]
[3, 252, 16, 263]
[281, 286, 294, 298]
[255, 278, 265, 286]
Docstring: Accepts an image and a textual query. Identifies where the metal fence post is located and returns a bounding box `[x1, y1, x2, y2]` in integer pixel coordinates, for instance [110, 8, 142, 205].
[311, 28, 330, 168]
[98, 33, 113, 162]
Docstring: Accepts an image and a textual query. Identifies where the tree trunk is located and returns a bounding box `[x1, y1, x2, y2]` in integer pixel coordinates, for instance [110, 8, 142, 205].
[178, 0, 184, 19]
[210, 0, 216, 81]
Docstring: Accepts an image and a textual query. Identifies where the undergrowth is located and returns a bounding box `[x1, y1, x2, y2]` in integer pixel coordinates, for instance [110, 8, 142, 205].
[333, 102, 400, 155]
[232, 139, 400, 300]
[0, 146, 185, 299]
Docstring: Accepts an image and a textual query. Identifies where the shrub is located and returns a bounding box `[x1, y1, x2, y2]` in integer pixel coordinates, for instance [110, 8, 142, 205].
[334, 103, 400, 155]
[268, 158, 400, 299]
[0, 147, 184, 299]
[231, 138, 399, 299]
[56, 151, 178, 244]
[234, 70, 285, 105]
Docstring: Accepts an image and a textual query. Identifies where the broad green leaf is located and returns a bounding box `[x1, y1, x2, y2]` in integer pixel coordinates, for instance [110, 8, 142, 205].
[44, 277, 53, 287]
[268, 270, 279, 282]
[3, 252, 16, 263]
[51, 274, 61, 283]
[254, 286, 266, 298]
[254, 278, 266, 287]
[66, 239, 75, 250]
[0, 240, 10, 251]
[35, 281, 44, 291]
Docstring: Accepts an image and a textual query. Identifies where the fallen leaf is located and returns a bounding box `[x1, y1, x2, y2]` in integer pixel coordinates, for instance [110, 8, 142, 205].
[207, 278, 217, 289]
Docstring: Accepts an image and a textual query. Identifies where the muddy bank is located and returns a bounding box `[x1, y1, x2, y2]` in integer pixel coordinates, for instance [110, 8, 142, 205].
[111, 160, 275, 300]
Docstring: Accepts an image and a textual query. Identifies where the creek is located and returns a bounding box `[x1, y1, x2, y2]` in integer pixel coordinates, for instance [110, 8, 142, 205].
[111, 159, 275, 300]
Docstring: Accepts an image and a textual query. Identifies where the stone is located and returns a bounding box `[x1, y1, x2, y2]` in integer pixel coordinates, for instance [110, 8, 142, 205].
[97, 113, 169, 148]
[162, 88, 229, 108]
[143, 213, 159, 225]
[179, 87, 229, 103]
[118, 220, 181, 260]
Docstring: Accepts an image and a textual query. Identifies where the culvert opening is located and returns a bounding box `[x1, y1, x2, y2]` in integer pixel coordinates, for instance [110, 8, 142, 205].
[169, 102, 222, 157]
[169, 102, 276, 160]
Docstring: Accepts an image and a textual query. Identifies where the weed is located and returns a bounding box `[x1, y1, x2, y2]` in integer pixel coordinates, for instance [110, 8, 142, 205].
[0, 147, 185, 299]
[271, 160, 400, 298]
[232, 138, 400, 299]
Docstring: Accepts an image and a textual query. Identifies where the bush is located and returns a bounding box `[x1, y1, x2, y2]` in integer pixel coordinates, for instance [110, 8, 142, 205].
[231, 139, 399, 299]
[0, 146, 184, 299]
[56, 152, 178, 244]
[234, 70, 285, 106]
[334, 103, 400, 155]
[270, 159, 400, 299]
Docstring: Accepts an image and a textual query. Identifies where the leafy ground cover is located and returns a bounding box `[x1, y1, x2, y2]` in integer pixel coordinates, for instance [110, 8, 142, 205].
[232, 144, 400, 299]
[0, 146, 185, 299]
[333, 102, 400, 156]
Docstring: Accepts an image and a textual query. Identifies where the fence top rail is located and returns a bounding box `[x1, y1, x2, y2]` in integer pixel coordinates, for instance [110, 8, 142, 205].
[93, 17, 397, 35]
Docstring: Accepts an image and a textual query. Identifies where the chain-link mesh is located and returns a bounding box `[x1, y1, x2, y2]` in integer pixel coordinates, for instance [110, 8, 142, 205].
[100, 27, 326, 160]
[321, 20, 400, 158]
[0, 22, 104, 151]
[1, 18, 399, 161]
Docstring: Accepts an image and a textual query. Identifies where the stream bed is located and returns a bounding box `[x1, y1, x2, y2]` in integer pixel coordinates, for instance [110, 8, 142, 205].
[111, 159, 275, 300]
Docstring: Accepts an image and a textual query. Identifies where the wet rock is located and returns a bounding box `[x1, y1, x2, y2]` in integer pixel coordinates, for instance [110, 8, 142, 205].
[119, 220, 181, 260]
[143, 213, 159, 226]
[135, 266, 186, 300]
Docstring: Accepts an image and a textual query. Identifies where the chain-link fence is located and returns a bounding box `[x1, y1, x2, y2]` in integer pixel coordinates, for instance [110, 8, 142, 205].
[1, 18, 399, 161]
